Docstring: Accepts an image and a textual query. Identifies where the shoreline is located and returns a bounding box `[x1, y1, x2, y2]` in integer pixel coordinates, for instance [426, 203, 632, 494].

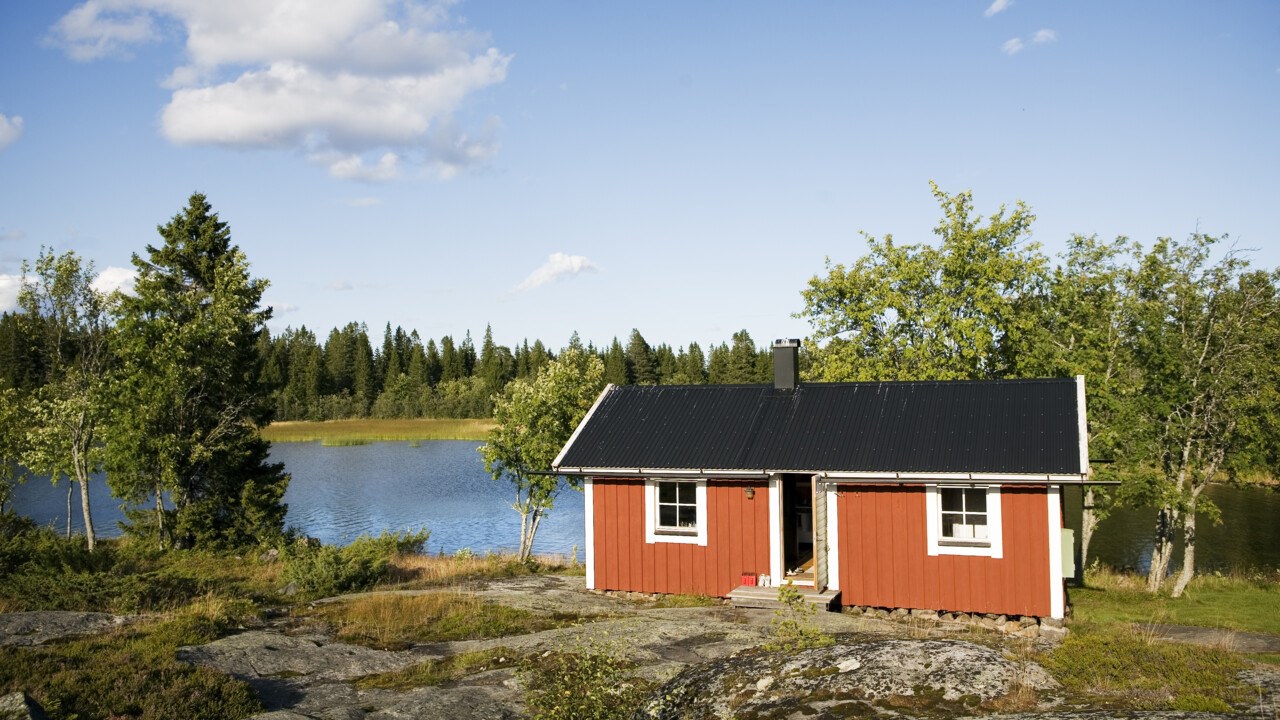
[261, 418, 495, 443]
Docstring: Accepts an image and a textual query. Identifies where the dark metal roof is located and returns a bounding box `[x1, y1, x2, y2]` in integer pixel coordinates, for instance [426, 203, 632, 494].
[555, 379, 1083, 475]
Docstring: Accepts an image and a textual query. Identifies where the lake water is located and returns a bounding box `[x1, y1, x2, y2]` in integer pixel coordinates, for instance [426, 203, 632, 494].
[10, 443, 1279, 573]
[8, 441, 586, 557]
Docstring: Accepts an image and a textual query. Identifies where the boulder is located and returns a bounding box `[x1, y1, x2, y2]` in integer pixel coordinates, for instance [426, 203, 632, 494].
[635, 638, 1059, 720]
[0, 692, 47, 720]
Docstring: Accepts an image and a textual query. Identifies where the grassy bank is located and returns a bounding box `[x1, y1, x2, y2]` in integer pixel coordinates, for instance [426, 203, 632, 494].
[1073, 566, 1280, 636]
[260, 418, 495, 443]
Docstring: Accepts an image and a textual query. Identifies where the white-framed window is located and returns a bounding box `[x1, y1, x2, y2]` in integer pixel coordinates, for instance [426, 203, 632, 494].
[644, 478, 707, 546]
[925, 485, 1003, 558]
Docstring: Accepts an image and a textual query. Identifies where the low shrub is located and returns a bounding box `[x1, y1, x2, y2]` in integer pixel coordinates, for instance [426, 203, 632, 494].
[765, 582, 834, 651]
[521, 637, 650, 720]
[281, 529, 429, 597]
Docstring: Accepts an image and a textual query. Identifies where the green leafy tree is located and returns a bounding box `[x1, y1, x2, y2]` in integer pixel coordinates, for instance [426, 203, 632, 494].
[797, 182, 1046, 381]
[602, 338, 628, 386]
[107, 193, 289, 549]
[1125, 236, 1278, 596]
[0, 387, 29, 513]
[480, 347, 605, 561]
[1010, 234, 1142, 568]
[18, 248, 111, 550]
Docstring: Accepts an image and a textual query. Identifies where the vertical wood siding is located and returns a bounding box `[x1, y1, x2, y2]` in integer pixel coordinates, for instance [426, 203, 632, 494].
[836, 485, 1052, 617]
[593, 479, 771, 597]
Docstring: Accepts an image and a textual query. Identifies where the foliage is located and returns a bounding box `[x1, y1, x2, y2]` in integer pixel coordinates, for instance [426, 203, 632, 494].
[17, 248, 111, 550]
[481, 347, 605, 561]
[107, 193, 289, 549]
[798, 182, 1045, 382]
[0, 387, 28, 512]
[765, 582, 834, 651]
[0, 604, 261, 720]
[520, 636, 650, 720]
[1044, 623, 1247, 710]
[281, 529, 429, 597]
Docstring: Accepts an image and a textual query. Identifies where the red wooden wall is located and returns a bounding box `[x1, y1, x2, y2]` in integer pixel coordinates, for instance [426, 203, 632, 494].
[592, 478, 771, 597]
[836, 485, 1052, 617]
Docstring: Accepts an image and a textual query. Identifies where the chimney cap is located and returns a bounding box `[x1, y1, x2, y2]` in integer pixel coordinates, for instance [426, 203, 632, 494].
[772, 338, 801, 348]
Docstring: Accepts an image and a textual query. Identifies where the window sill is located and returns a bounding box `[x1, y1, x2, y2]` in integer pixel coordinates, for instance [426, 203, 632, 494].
[654, 528, 699, 537]
[939, 539, 992, 548]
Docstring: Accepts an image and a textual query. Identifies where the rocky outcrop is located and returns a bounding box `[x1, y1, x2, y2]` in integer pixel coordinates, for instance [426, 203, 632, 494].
[0, 611, 128, 647]
[0, 692, 47, 720]
[635, 638, 1060, 719]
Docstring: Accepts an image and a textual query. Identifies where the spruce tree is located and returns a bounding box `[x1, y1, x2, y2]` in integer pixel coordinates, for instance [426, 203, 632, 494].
[108, 193, 288, 549]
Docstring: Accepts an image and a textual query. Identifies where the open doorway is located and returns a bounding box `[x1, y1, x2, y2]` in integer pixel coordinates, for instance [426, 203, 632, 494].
[781, 474, 815, 585]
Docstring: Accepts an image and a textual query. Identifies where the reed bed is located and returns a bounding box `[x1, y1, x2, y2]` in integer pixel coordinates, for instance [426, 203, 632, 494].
[260, 418, 495, 443]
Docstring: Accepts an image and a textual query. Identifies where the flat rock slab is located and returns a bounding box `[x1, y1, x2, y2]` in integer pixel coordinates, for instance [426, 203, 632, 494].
[636, 638, 1059, 719]
[178, 631, 419, 683]
[1141, 623, 1280, 654]
[0, 611, 127, 647]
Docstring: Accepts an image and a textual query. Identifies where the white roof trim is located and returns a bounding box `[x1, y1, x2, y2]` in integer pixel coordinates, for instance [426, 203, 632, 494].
[1076, 374, 1090, 476]
[551, 383, 614, 470]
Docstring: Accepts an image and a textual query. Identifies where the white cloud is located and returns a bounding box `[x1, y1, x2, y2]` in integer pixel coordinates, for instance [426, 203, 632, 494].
[0, 229, 25, 243]
[48, 1, 157, 61]
[269, 301, 300, 314]
[514, 252, 598, 293]
[0, 114, 23, 151]
[1002, 38, 1025, 55]
[1033, 29, 1057, 44]
[984, 0, 1012, 17]
[0, 275, 20, 312]
[347, 197, 383, 207]
[49, 1, 511, 181]
[328, 279, 354, 291]
[92, 266, 137, 296]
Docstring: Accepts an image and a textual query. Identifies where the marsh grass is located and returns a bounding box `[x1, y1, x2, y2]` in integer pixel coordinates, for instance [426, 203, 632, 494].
[316, 592, 585, 650]
[261, 418, 495, 443]
[383, 550, 574, 588]
[1076, 565, 1280, 635]
[1044, 623, 1247, 711]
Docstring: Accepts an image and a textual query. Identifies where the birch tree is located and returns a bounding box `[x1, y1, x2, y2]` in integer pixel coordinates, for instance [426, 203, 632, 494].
[18, 249, 111, 550]
[480, 347, 604, 561]
[1128, 236, 1278, 596]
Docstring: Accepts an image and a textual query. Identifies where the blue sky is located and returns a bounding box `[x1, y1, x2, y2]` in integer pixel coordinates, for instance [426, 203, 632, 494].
[1, 1, 1277, 351]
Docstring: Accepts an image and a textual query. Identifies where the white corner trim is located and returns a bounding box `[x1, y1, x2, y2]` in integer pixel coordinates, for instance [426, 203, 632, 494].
[1048, 486, 1065, 619]
[825, 487, 840, 592]
[552, 384, 613, 470]
[768, 474, 782, 583]
[1076, 375, 1090, 476]
[583, 478, 595, 590]
[925, 485, 1004, 559]
[643, 478, 708, 546]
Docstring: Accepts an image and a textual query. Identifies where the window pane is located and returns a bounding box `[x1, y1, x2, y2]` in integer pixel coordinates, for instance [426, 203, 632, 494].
[941, 513, 962, 537]
[966, 489, 987, 513]
[658, 483, 676, 503]
[677, 506, 698, 528]
[677, 482, 694, 504]
[941, 488, 964, 512]
[659, 505, 677, 527]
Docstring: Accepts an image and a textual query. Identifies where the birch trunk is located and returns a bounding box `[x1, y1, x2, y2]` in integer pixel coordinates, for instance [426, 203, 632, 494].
[1146, 506, 1177, 592]
[1170, 507, 1197, 597]
[1081, 487, 1099, 572]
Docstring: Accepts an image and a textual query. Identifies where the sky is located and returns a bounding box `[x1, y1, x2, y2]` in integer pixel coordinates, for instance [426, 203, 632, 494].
[1, 1, 1277, 352]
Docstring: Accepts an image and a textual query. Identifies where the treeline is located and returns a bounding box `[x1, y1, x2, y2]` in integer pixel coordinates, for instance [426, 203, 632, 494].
[257, 325, 780, 422]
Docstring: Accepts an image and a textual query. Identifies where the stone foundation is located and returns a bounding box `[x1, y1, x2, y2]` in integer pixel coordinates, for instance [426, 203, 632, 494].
[841, 605, 1069, 641]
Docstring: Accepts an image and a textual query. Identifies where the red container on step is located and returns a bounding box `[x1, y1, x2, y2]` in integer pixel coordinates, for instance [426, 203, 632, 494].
[741, 572, 757, 586]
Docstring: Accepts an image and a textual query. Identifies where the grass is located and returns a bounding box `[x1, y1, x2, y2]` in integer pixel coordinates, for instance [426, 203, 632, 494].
[312, 592, 586, 650]
[1073, 565, 1280, 636]
[650, 593, 720, 608]
[260, 418, 495, 443]
[1044, 623, 1248, 711]
[0, 596, 262, 720]
[355, 647, 521, 690]
[382, 550, 577, 588]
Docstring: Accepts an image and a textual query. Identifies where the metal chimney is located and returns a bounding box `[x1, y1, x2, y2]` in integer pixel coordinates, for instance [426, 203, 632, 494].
[772, 338, 800, 390]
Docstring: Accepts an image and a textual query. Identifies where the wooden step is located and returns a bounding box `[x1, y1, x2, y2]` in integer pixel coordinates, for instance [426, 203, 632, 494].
[727, 585, 841, 611]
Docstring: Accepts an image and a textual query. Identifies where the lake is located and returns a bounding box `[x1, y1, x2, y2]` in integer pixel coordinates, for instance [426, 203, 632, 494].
[9, 442, 1279, 573]
[8, 441, 586, 557]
